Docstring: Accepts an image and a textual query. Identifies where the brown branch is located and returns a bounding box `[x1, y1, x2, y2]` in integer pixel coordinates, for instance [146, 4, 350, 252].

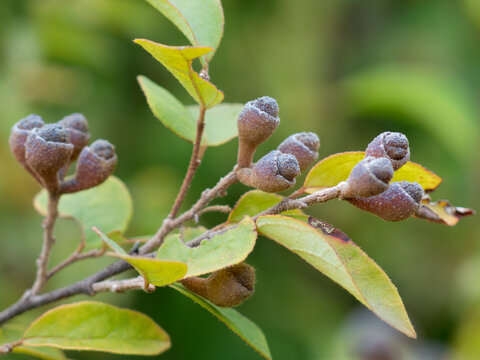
[140, 169, 238, 254]
[92, 276, 155, 294]
[47, 247, 105, 280]
[168, 105, 207, 220]
[31, 192, 59, 295]
[186, 182, 347, 247]
[0, 340, 23, 356]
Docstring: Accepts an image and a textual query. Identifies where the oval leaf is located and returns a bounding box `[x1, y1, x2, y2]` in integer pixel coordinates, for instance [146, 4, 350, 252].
[138, 75, 241, 145]
[94, 228, 187, 286]
[135, 40, 224, 108]
[34, 177, 132, 248]
[256, 215, 416, 338]
[157, 217, 256, 277]
[138, 75, 196, 142]
[303, 151, 442, 193]
[145, 0, 224, 65]
[228, 190, 305, 223]
[170, 283, 271, 360]
[23, 301, 170, 355]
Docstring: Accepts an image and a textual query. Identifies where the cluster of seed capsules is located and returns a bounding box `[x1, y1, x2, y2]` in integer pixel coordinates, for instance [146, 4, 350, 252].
[235, 96, 423, 222]
[9, 113, 117, 194]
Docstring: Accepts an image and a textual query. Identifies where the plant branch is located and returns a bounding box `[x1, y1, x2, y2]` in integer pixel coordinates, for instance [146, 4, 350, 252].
[0, 340, 23, 356]
[31, 192, 60, 295]
[0, 170, 239, 324]
[47, 246, 105, 280]
[140, 169, 238, 254]
[92, 276, 155, 294]
[186, 182, 347, 247]
[168, 105, 207, 220]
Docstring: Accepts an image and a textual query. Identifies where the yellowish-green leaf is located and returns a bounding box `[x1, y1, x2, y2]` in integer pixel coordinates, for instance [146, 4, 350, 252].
[227, 190, 305, 223]
[94, 228, 187, 286]
[34, 177, 132, 248]
[23, 301, 170, 355]
[138, 75, 196, 142]
[138, 75, 241, 145]
[0, 323, 67, 360]
[416, 197, 474, 226]
[145, 0, 224, 65]
[135, 40, 223, 108]
[303, 151, 442, 193]
[157, 217, 256, 277]
[171, 284, 271, 360]
[256, 215, 416, 338]
[187, 103, 243, 146]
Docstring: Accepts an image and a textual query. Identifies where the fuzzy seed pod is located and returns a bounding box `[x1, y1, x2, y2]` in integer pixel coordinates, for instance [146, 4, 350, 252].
[237, 150, 300, 192]
[347, 181, 424, 222]
[58, 113, 90, 160]
[237, 96, 280, 168]
[9, 114, 45, 182]
[60, 139, 117, 194]
[277, 132, 320, 171]
[24, 124, 74, 191]
[365, 132, 410, 170]
[341, 157, 394, 198]
[181, 263, 256, 307]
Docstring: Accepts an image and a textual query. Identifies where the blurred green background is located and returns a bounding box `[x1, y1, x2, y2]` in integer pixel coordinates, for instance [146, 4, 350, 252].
[1, 0, 479, 359]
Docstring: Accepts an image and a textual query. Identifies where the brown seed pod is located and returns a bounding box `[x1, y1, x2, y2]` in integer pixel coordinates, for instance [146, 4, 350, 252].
[347, 181, 424, 222]
[60, 139, 117, 194]
[341, 157, 394, 198]
[9, 114, 45, 182]
[277, 132, 320, 171]
[58, 113, 90, 160]
[237, 96, 280, 168]
[181, 263, 256, 308]
[237, 150, 300, 193]
[24, 124, 74, 192]
[365, 132, 410, 170]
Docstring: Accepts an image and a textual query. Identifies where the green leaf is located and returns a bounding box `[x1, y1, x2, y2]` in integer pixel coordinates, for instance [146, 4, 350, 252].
[0, 323, 67, 360]
[170, 284, 271, 360]
[228, 190, 305, 223]
[138, 75, 196, 142]
[187, 103, 243, 146]
[34, 177, 132, 249]
[157, 217, 256, 277]
[256, 215, 416, 338]
[23, 301, 170, 355]
[342, 66, 479, 162]
[416, 197, 474, 226]
[303, 151, 442, 193]
[145, 0, 224, 65]
[95, 228, 188, 287]
[138, 75, 241, 145]
[135, 40, 224, 108]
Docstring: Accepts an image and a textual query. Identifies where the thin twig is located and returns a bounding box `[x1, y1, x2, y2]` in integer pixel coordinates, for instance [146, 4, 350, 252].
[186, 182, 347, 247]
[197, 205, 232, 216]
[92, 276, 155, 294]
[47, 247, 105, 279]
[0, 340, 23, 356]
[168, 105, 207, 220]
[31, 192, 60, 295]
[140, 169, 238, 254]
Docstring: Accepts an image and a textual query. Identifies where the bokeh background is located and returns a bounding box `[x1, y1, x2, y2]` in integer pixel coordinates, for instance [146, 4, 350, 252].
[1, 0, 479, 359]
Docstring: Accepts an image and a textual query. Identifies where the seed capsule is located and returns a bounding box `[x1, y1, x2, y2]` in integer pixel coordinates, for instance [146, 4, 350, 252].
[58, 113, 90, 160]
[365, 131, 410, 170]
[277, 132, 320, 171]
